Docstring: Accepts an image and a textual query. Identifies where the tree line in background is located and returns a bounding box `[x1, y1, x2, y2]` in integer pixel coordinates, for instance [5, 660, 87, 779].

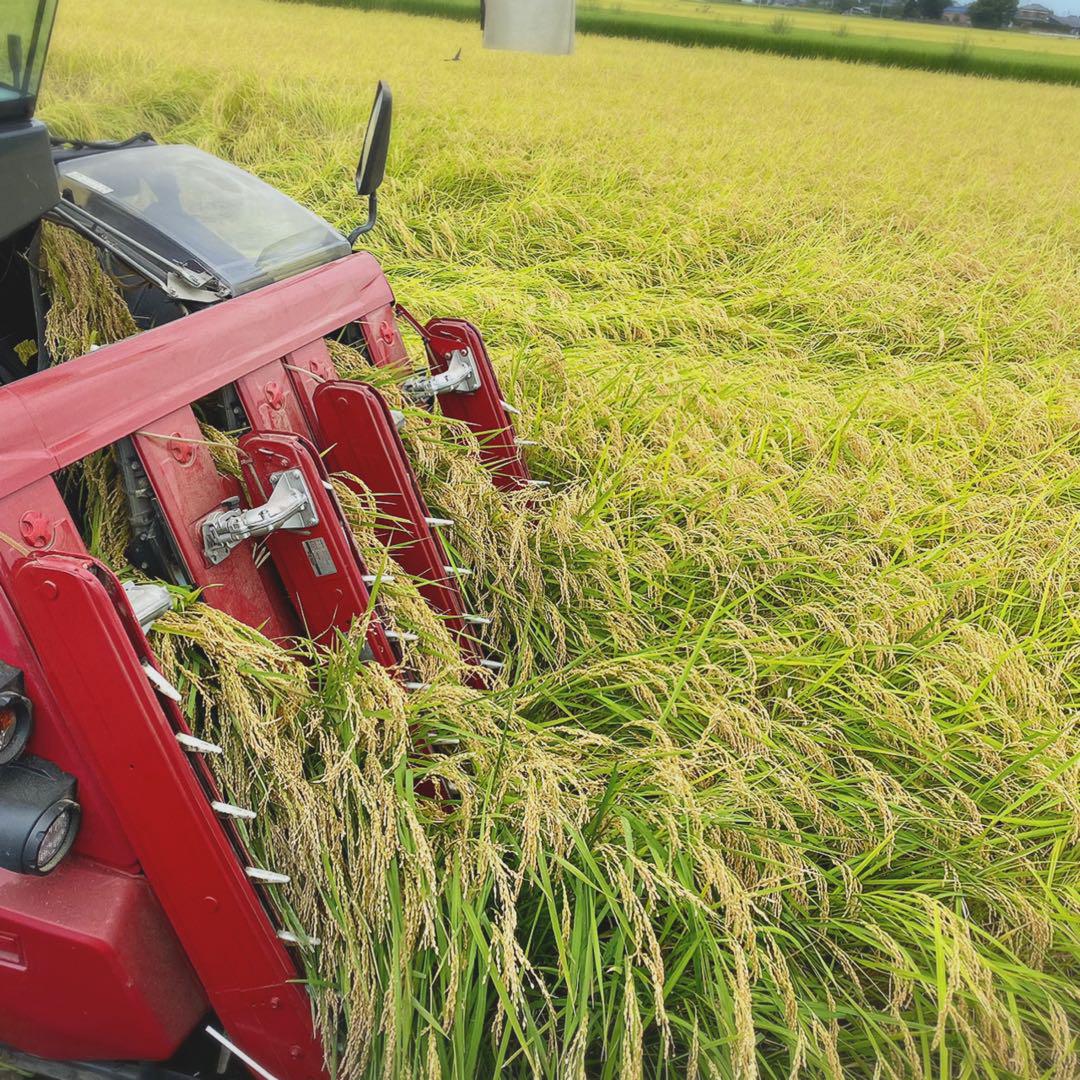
[967, 0, 1020, 27]
[820, 0, 1020, 26]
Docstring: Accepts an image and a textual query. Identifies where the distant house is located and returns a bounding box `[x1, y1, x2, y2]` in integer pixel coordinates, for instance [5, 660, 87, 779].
[1014, 2, 1055, 22]
[1014, 3, 1080, 31]
[942, 4, 971, 23]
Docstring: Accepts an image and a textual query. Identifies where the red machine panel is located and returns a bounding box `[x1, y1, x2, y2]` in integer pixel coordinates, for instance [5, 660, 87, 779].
[234, 359, 313, 438]
[360, 305, 409, 370]
[132, 408, 298, 642]
[314, 381, 483, 671]
[424, 318, 531, 492]
[0, 254, 395, 491]
[237, 431, 397, 663]
[0, 857, 207, 1061]
[282, 340, 338, 439]
[0, 480, 138, 870]
[9, 555, 327, 1080]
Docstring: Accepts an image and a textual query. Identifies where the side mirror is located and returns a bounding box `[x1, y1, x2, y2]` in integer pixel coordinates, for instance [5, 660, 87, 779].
[8, 34, 24, 89]
[356, 81, 392, 197]
[349, 81, 392, 244]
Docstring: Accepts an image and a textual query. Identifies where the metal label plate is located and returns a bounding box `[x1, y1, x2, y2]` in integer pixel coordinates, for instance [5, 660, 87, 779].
[302, 537, 337, 577]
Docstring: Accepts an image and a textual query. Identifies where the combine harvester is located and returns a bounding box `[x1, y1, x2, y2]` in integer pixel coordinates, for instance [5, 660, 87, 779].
[0, 1, 537, 1076]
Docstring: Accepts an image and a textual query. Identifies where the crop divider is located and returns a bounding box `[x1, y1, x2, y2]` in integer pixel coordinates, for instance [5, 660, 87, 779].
[313, 380, 487, 683]
[236, 430, 397, 662]
[392, 308, 533, 492]
[6, 552, 327, 1080]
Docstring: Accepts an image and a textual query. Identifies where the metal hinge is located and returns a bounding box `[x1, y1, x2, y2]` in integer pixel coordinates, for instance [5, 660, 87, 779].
[402, 348, 481, 403]
[201, 469, 318, 565]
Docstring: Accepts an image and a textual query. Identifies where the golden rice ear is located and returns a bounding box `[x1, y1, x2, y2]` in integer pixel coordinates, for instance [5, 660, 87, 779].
[197, 423, 244, 479]
[38, 221, 138, 363]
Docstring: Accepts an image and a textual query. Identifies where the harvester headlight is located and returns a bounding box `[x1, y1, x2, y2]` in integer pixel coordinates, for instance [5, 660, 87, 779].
[0, 756, 80, 875]
[0, 692, 33, 766]
[31, 801, 80, 873]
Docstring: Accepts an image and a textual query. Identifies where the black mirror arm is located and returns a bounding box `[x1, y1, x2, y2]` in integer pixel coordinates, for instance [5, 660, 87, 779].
[347, 191, 378, 247]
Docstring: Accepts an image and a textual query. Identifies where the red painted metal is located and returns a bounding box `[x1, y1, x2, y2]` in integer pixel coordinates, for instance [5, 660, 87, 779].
[0, 253, 393, 492]
[131, 408, 298, 641]
[0, 857, 207, 1061]
[424, 318, 532, 491]
[8, 554, 327, 1080]
[314, 381, 484, 673]
[359, 304, 409, 370]
[0, 481, 137, 870]
[0, 479, 84, 570]
[237, 431, 397, 663]
[282, 340, 338, 440]
[234, 359, 313, 439]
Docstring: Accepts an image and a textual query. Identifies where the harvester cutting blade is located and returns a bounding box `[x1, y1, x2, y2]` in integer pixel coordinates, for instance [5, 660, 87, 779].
[277, 930, 321, 948]
[141, 661, 182, 703]
[245, 867, 291, 885]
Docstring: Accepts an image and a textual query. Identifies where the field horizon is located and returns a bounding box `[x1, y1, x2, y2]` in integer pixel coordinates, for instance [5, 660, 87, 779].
[293, 0, 1080, 85]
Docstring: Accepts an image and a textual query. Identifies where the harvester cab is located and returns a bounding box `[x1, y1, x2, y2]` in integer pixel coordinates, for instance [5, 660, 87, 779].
[0, 2, 537, 1078]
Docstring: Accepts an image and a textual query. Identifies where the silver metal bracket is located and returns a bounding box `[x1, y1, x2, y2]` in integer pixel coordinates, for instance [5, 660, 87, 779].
[122, 580, 174, 632]
[202, 469, 319, 565]
[402, 348, 481, 403]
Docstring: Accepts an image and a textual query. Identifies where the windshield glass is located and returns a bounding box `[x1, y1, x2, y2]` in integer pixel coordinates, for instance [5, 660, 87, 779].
[0, 0, 57, 120]
[58, 145, 351, 294]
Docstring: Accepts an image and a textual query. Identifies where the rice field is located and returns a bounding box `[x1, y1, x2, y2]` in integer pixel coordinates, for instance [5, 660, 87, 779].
[40, 0, 1080, 1076]
[300, 0, 1080, 84]
[582, 0, 1080, 59]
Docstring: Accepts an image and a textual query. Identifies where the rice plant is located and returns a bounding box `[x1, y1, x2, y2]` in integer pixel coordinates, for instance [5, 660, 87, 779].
[37, 0, 1080, 1075]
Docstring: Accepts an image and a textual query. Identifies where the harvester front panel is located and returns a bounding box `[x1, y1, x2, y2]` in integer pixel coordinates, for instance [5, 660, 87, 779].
[0, 251, 531, 1079]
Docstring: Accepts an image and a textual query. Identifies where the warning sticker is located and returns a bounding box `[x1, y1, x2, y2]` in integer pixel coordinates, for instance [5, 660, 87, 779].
[302, 537, 337, 577]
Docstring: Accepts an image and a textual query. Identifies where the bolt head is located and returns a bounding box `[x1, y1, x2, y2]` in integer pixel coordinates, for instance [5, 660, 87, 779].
[19, 511, 53, 549]
[265, 382, 285, 410]
[167, 434, 195, 465]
